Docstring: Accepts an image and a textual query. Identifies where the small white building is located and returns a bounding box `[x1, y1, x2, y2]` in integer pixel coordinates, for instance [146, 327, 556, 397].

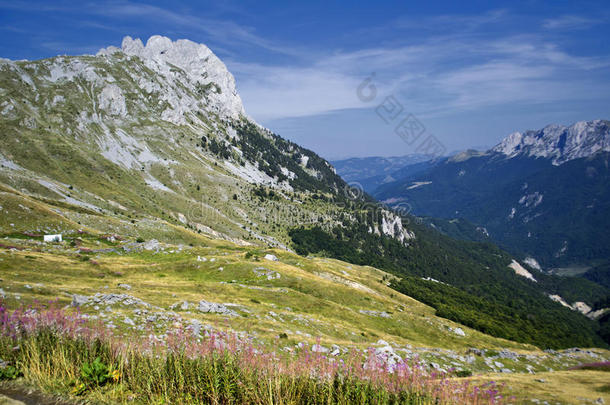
[44, 234, 62, 242]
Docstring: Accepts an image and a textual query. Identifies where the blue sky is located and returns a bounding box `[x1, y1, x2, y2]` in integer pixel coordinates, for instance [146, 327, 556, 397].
[1, 1, 610, 159]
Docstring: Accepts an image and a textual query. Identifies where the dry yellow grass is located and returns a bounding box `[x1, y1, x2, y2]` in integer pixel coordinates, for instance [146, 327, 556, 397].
[469, 370, 610, 404]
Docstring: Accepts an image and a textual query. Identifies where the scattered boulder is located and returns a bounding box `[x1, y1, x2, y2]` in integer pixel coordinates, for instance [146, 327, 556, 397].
[311, 344, 329, 353]
[498, 349, 518, 360]
[253, 267, 280, 280]
[197, 300, 238, 317]
[467, 348, 484, 356]
[374, 342, 402, 371]
[71, 294, 89, 307]
[170, 301, 190, 311]
[450, 327, 466, 336]
[118, 283, 132, 290]
[264, 254, 278, 261]
[89, 293, 153, 308]
[143, 239, 160, 251]
[359, 309, 391, 318]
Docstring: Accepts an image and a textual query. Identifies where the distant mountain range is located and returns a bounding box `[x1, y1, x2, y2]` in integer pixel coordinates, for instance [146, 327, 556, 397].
[331, 155, 433, 193]
[369, 120, 610, 274]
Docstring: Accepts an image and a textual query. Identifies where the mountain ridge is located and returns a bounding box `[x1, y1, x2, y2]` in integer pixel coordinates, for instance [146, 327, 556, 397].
[491, 119, 610, 165]
[373, 120, 610, 271]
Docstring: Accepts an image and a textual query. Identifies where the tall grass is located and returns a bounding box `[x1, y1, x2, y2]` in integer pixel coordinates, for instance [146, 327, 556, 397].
[0, 301, 505, 404]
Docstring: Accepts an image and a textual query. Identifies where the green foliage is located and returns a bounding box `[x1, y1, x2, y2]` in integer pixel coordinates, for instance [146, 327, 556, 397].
[453, 369, 472, 378]
[80, 357, 112, 386]
[0, 364, 20, 380]
[290, 224, 608, 349]
[392, 277, 602, 349]
[583, 261, 610, 289]
[234, 121, 346, 194]
[374, 151, 610, 269]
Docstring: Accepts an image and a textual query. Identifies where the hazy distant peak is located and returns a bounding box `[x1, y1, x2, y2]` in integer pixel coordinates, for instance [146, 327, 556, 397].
[492, 120, 610, 165]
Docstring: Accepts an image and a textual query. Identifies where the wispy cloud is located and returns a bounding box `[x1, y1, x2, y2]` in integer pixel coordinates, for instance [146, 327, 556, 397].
[233, 29, 610, 121]
[82, 1, 301, 56]
[542, 15, 598, 30]
[0, 0, 301, 57]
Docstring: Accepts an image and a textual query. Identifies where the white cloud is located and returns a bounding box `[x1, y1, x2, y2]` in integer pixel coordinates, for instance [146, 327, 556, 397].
[542, 15, 598, 30]
[232, 32, 610, 121]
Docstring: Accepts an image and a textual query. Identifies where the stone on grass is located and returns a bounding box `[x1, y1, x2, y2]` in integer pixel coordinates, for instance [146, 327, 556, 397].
[311, 344, 329, 353]
[197, 300, 238, 317]
[71, 294, 89, 307]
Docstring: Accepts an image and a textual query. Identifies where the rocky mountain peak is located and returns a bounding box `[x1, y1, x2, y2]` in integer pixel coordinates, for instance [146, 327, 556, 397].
[98, 35, 245, 120]
[492, 119, 610, 165]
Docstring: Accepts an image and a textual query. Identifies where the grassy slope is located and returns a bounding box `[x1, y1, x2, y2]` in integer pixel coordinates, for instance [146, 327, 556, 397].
[1, 189, 610, 403]
[471, 370, 610, 404]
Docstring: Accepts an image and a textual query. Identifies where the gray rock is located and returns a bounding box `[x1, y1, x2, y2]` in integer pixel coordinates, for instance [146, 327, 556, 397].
[375, 344, 402, 370]
[118, 283, 132, 290]
[170, 301, 190, 311]
[143, 239, 160, 251]
[264, 254, 278, 261]
[498, 349, 518, 360]
[91, 293, 153, 308]
[187, 320, 203, 337]
[467, 348, 484, 356]
[451, 327, 466, 336]
[197, 300, 238, 316]
[0, 394, 27, 405]
[253, 267, 280, 280]
[71, 294, 89, 307]
[311, 344, 329, 353]
[359, 309, 391, 318]
[123, 317, 135, 326]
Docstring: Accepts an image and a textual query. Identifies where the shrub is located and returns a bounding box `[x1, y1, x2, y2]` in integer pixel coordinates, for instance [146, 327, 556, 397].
[454, 369, 473, 378]
[0, 364, 20, 380]
[569, 361, 610, 372]
[81, 357, 111, 386]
